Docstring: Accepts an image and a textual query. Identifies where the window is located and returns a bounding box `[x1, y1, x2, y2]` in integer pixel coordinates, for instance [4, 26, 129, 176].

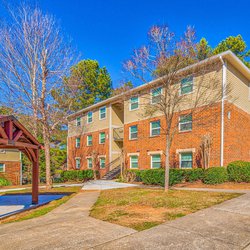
[75, 158, 81, 169]
[100, 158, 106, 169]
[151, 87, 162, 104]
[181, 77, 193, 95]
[179, 114, 192, 132]
[130, 96, 139, 110]
[87, 135, 92, 146]
[87, 158, 93, 169]
[129, 125, 138, 140]
[130, 155, 139, 169]
[99, 106, 106, 120]
[151, 154, 161, 169]
[76, 137, 80, 148]
[180, 152, 193, 169]
[76, 117, 81, 126]
[150, 120, 160, 136]
[0, 163, 5, 172]
[99, 132, 106, 144]
[87, 111, 93, 123]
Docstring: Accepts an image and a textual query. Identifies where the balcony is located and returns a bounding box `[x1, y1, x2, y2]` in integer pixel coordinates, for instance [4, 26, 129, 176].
[113, 127, 124, 141]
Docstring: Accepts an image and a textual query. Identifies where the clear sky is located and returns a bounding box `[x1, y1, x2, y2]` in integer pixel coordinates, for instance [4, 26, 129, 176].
[2, 0, 250, 87]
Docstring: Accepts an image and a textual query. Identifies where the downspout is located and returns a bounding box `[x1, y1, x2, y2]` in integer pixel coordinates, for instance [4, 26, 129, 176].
[20, 151, 22, 185]
[109, 104, 112, 168]
[219, 56, 227, 166]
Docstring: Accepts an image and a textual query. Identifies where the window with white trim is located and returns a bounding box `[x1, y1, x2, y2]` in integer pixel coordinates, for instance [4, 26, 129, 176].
[180, 77, 193, 95]
[100, 157, 105, 169]
[75, 158, 81, 169]
[179, 114, 192, 132]
[151, 87, 162, 104]
[0, 163, 5, 172]
[87, 158, 93, 169]
[87, 111, 93, 123]
[99, 132, 105, 144]
[129, 125, 138, 140]
[180, 152, 193, 169]
[130, 155, 139, 169]
[87, 135, 92, 146]
[151, 154, 161, 169]
[76, 117, 81, 126]
[150, 120, 160, 136]
[76, 137, 80, 148]
[99, 106, 106, 120]
[130, 96, 139, 110]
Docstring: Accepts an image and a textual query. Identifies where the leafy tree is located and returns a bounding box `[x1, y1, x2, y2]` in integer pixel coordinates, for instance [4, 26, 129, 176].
[213, 35, 250, 67]
[111, 81, 133, 96]
[197, 38, 212, 60]
[54, 60, 113, 112]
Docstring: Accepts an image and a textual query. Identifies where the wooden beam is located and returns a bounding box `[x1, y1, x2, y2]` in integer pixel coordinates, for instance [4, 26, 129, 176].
[0, 126, 8, 139]
[13, 130, 23, 142]
[0, 138, 39, 149]
[32, 149, 39, 204]
[5, 121, 13, 140]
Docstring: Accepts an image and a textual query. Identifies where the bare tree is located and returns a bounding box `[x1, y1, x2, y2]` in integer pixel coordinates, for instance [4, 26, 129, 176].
[124, 25, 228, 191]
[0, 4, 76, 188]
[200, 134, 212, 169]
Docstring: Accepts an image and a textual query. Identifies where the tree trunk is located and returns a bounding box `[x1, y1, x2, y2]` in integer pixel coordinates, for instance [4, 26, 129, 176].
[164, 135, 170, 191]
[43, 124, 51, 189]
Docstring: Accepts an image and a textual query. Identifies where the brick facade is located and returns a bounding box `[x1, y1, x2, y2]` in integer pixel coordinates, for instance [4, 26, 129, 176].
[67, 128, 110, 177]
[0, 161, 21, 185]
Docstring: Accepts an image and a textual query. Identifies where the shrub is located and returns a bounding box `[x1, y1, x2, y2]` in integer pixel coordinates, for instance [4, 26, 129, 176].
[0, 177, 11, 186]
[203, 167, 228, 184]
[227, 161, 250, 183]
[184, 169, 204, 183]
[61, 170, 95, 182]
[140, 169, 165, 186]
[169, 169, 185, 186]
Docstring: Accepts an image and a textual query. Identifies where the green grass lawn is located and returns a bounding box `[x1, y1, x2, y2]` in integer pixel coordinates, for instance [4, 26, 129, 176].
[0, 186, 81, 224]
[90, 187, 241, 231]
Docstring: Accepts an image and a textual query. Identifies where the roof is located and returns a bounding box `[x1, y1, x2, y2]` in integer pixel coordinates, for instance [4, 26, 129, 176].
[68, 50, 250, 119]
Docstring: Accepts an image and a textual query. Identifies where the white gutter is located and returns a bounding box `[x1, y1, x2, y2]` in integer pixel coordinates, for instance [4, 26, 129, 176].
[220, 56, 227, 166]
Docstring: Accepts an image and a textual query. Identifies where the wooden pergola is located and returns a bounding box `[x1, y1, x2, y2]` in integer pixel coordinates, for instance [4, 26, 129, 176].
[0, 115, 42, 204]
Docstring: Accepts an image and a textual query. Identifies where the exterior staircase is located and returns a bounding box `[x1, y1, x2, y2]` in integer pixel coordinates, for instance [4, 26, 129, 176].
[101, 165, 121, 180]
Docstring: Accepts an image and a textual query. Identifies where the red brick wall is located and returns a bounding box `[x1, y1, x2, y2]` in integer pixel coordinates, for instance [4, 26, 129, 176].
[67, 128, 110, 177]
[0, 161, 21, 185]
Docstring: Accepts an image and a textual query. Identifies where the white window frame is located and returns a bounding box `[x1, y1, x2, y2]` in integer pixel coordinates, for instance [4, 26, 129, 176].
[129, 96, 139, 111]
[0, 163, 5, 173]
[179, 152, 193, 169]
[87, 135, 92, 146]
[150, 154, 161, 169]
[151, 87, 162, 104]
[99, 106, 106, 120]
[130, 155, 139, 169]
[180, 77, 194, 96]
[179, 114, 192, 132]
[99, 157, 106, 169]
[87, 111, 93, 124]
[76, 137, 80, 148]
[87, 158, 93, 169]
[150, 120, 160, 137]
[76, 117, 81, 126]
[99, 132, 106, 144]
[75, 158, 81, 169]
[129, 125, 138, 140]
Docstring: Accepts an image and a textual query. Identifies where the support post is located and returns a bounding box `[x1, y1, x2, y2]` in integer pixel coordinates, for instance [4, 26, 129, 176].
[32, 149, 39, 204]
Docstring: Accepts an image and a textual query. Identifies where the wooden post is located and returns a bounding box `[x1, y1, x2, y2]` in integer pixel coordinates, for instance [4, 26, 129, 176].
[32, 149, 39, 204]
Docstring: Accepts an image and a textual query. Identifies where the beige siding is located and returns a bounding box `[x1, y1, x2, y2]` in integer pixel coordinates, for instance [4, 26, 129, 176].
[68, 105, 110, 137]
[227, 62, 250, 113]
[0, 150, 21, 162]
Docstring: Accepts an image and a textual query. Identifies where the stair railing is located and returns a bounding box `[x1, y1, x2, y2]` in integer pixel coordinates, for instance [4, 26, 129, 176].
[105, 156, 121, 172]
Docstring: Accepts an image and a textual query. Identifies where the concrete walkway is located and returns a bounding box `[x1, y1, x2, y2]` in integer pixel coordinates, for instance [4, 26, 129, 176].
[82, 180, 139, 190]
[0, 187, 250, 249]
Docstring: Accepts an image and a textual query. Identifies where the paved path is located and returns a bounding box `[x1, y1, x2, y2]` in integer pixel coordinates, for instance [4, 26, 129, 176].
[1, 187, 250, 249]
[82, 180, 139, 190]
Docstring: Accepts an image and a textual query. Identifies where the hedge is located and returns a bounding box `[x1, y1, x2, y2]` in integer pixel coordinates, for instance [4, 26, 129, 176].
[203, 167, 228, 184]
[227, 161, 250, 182]
[61, 170, 96, 182]
[0, 177, 11, 186]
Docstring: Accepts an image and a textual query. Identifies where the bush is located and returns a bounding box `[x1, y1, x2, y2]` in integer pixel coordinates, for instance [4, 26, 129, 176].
[169, 169, 185, 186]
[227, 161, 250, 183]
[203, 167, 228, 184]
[140, 169, 165, 186]
[185, 169, 204, 183]
[0, 177, 11, 186]
[61, 170, 95, 182]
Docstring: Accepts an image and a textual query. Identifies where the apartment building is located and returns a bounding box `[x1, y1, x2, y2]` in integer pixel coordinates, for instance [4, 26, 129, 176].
[67, 51, 250, 177]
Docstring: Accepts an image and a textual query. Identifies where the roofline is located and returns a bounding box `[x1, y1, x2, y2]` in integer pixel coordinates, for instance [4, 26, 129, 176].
[67, 50, 250, 119]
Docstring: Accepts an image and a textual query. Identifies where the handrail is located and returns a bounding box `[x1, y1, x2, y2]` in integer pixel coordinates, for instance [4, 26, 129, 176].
[113, 127, 124, 141]
[105, 156, 120, 171]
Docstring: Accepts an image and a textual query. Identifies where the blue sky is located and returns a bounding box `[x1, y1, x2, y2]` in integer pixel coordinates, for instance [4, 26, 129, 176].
[2, 0, 250, 87]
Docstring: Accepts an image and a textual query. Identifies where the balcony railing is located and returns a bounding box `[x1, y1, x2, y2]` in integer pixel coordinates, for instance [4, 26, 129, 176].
[113, 127, 124, 141]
